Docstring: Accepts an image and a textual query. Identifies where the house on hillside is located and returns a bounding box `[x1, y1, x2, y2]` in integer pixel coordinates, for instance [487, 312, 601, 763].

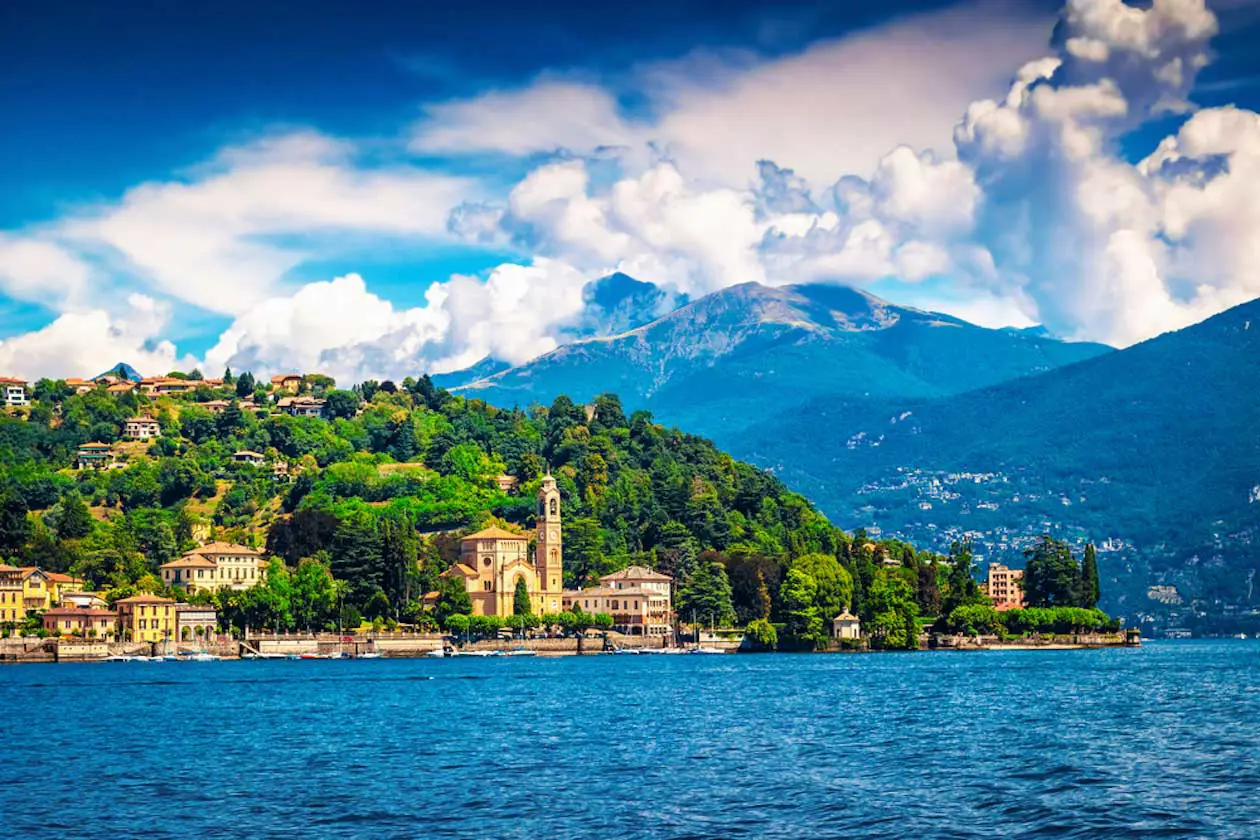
[160, 542, 266, 594]
[76, 442, 117, 470]
[64, 378, 95, 395]
[123, 416, 161, 441]
[270, 373, 303, 393]
[277, 396, 325, 418]
[494, 474, 519, 494]
[139, 377, 196, 396]
[232, 450, 266, 466]
[0, 377, 28, 407]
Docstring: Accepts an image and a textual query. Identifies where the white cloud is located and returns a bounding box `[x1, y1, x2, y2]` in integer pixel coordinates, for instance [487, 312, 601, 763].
[0, 294, 189, 380]
[202, 261, 593, 383]
[58, 131, 471, 317]
[413, 81, 635, 158]
[409, 1, 1053, 187]
[0, 236, 92, 308]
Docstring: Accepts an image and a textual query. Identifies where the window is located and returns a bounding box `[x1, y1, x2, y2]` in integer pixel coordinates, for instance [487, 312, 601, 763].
[549, 498, 558, 516]
[484, 581, 492, 591]
[612, 600, 619, 610]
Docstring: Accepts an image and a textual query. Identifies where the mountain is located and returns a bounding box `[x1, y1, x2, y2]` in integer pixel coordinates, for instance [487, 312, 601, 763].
[456, 281, 1111, 438]
[731, 298, 1260, 620]
[94, 361, 142, 381]
[433, 272, 685, 391]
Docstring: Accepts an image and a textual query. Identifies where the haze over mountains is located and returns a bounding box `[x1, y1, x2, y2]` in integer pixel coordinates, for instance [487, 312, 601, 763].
[445, 275, 1260, 623]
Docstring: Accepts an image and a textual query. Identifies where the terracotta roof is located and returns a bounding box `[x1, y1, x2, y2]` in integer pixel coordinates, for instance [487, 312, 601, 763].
[0, 563, 21, 572]
[833, 611, 859, 622]
[160, 556, 217, 569]
[463, 526, 527, 542]
[44, 572, 83, 583]
[600, 565, 672, 582]
[78, 442, 113, 450]
[565, 586, 653, 598]
[233, 450, 265, 458]
[0, 376, 26, 385]
[114, 594, 175, 604]
[125, 416, 159, 424]
[184, 542, 260, 557]
[106, 383, 135, 393]
[44, 607, 116, 618]
[440, 563, 479, 578]
[270, 374, 301, 384]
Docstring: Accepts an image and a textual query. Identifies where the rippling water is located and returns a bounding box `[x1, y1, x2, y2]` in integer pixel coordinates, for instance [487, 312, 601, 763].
[2, 641, 1258, 839]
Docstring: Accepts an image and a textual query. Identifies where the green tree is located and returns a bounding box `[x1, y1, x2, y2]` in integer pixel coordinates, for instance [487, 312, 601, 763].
[1023, 536, 1081, 607]
[744, 617, 778, 650]
[866, 574, 920, 651]
[790, 553, 853, 622]
[941, 540, 983, 614]
[513, 577, 532, 616]
[1080, 543, 1100, 608]
[434, 575, 472, 627]
[235, 372, 256, 398]
[54, 492, 94, 540]
[677, 559, 736, 627]
[0, 489, 31, 554]
[780, 568, 826, 649]
[325, 389, 361, 421]
[291, 557, 337, 631]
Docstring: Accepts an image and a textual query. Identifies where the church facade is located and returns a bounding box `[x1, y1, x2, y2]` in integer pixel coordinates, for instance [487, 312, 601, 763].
[442, 474, 564, 617]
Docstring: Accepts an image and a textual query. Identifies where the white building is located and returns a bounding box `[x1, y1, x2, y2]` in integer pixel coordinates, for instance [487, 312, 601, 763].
[0, 377, 29, 407]
[832, 611, 861, 640]
[123, 417, 161, 440]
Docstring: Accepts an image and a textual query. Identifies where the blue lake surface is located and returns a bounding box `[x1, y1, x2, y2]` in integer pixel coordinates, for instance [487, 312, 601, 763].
[2, 641, 1259, 839]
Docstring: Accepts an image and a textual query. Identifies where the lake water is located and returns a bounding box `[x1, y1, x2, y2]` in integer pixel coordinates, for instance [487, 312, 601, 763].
[2, 641, 1258, 839]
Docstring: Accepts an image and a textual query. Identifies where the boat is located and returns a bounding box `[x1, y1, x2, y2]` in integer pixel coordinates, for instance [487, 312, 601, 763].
[184, 652, 221, 662]
[1236, 633, 1249, 640]
[690, 647, 726, 655]
[426, 648, 448, 657]
[503, 648, 537, 657]
[104, 655, 145, 662]
[356, 652, 383, 659]
[453, 649, 496, 657]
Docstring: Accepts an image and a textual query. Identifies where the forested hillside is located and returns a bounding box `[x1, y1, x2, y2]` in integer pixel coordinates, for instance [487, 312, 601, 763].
[0, 374, 974, 645]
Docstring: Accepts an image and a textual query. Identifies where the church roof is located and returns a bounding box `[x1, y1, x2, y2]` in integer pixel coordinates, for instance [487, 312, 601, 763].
[440, 563, 478, 578]
[600, 565, 672, 582]
[462, 526, 527, 542]
[833, 611, 859, 622]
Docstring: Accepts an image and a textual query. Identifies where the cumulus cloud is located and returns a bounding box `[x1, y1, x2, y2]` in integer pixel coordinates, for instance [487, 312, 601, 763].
[201, 261, 593, 383]
[57, 131, 471, 317]
[0, 294, 189, 380]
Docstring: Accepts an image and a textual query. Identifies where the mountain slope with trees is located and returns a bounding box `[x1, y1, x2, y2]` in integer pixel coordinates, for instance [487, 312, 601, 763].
[0, 373, 989, 647]
[732, 297, 1260, 620]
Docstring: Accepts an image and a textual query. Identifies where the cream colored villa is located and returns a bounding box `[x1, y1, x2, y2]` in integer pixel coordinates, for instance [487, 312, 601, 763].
[160, 542, 266, 594]
[441, 474, 565, 616]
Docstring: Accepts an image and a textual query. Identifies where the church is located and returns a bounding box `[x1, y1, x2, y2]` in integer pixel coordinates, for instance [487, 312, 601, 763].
[441, 474, 564, 616]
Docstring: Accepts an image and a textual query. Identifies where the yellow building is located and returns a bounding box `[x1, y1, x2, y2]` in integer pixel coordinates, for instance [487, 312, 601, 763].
[160, 542, 265, 593]
[115, 595, 176, 643]
[440, 474, 565, 616]
[10, 568, 87, 613]
[0, 564, 24, 626]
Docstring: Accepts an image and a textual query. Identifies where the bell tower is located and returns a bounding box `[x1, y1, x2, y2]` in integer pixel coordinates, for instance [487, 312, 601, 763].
[536, 473, 563, 611]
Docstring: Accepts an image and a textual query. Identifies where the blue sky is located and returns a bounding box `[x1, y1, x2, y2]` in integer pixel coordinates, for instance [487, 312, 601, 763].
[1, 0, 1259, 380]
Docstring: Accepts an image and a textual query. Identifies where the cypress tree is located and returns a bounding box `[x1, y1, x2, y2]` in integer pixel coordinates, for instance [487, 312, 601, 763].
[1080, 543, 1100, 608]
[513, 577, 532, 616]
